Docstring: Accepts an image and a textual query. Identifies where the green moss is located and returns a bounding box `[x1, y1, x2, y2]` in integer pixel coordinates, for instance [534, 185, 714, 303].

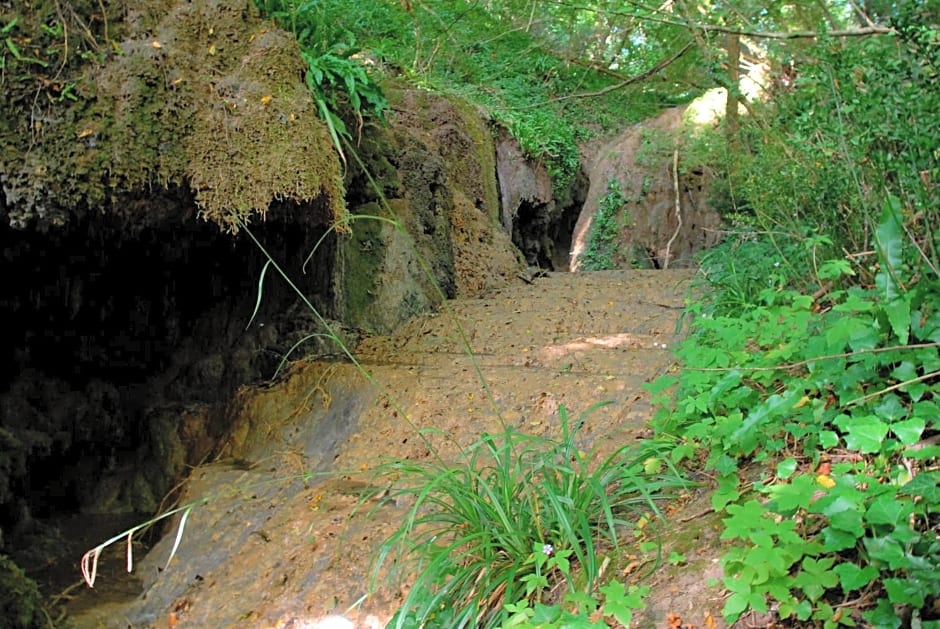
[341, 203, 386, 317]
[1, 0, 346, 231]
[0, 554, 44, 629]
[448, 97, 500, 222]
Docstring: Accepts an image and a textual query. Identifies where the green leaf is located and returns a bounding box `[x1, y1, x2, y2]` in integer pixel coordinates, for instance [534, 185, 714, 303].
[884, 577, 927, 607]
[883, 297, 911, 344]
[730, 390, 802, 454]
[842, 416, 889, 453]
[821, 526, 859, 552]
[530, 602, 561, 624]
[890, 417, 925, 445]
[601, 581, 647, 626]
[712, 473, 741, 511]
[863, 599, 903, 629]
[817, 258, 854, 281]
[767, 474, 817, 515]
[865, 495, 910, 527]
[819, 430, 840, 448]
[899, 472, 940, 502]
[722, 592, 751, 621]
[834, 562, 879, 592]
[776, 458, 798, 479]
[874, 196, 905, 301]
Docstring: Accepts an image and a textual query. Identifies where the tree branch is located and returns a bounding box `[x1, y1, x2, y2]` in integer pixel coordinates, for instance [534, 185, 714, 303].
[521, 39, 694, 108]
[693, 24, 894, 40]
[536, 1, 895, 40]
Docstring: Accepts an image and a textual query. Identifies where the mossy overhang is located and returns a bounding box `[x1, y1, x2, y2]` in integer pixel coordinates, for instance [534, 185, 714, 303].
[0, 0, 345, 232]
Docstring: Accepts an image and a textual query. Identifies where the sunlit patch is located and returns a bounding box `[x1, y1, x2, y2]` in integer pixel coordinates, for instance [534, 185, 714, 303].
[540, 332, 654, 360]
[277, 614, 387, 629]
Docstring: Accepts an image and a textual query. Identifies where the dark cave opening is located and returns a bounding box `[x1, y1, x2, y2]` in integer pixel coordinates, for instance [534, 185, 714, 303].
[508, 167, 588, 273]
[551, 196, 584, 273]
[511, 199, 555, 270]
[0, 196, 341, 565]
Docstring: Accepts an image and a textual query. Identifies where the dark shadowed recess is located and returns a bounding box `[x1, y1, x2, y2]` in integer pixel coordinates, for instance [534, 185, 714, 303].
[0, 186, 339, 572]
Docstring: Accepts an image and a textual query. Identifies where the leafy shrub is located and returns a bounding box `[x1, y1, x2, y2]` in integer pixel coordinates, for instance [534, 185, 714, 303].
[500, 578, 649, 628]
[730, 9, 939, 266]
[0, 554, 44, 629]
[375, 404, 691, 628]
[649, 206, 940, 626]
[253, 0, 389, 153]
[581, 180, 628, 271]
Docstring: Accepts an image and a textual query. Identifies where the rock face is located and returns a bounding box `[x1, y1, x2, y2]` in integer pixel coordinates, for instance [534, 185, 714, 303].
[0, 2, 727, 618]
[0, 0, 523, 585]
[496, 134, 588, 271]
[571, 106, 722, 271]
[338, 87, 524, 333]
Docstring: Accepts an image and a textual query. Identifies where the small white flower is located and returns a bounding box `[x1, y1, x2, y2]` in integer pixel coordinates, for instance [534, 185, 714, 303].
[774, 261, 781, 267]
[542, 543, 554, 556]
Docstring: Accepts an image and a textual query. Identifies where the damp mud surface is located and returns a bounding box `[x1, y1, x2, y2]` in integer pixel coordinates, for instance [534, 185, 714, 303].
[61, 269, 729, 629]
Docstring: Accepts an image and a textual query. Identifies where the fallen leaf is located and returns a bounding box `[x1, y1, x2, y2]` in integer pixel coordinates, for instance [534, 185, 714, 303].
[260, 95, 273, 105]
[152, 40, 162, 49]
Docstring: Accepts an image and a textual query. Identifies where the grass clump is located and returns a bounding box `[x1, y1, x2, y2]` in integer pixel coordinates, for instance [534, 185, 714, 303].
[375, 404, 691, 628]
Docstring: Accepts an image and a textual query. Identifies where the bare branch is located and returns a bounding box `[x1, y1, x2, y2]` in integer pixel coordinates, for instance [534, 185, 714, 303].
[693, 24, 894, 40]
[535, 0, 895, 40]
[521, 40, 695, 108]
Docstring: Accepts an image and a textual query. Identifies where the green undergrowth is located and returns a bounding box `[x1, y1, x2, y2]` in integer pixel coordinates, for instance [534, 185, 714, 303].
[253, 0, 698, 196]
[374, 403, 692, 628]
[647, 204, 940, 626]
[580, 180, 629, 271]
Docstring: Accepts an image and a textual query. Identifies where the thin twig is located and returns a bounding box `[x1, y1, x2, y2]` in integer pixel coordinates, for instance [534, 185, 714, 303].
[687, 342, 940, 373]
[518, 40, 694, 108]
[664, 148, 681, 270]
[845, 370, 940, 407]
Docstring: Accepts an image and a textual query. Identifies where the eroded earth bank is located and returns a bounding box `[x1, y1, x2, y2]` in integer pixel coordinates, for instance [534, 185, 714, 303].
[0, 1, 726, 626]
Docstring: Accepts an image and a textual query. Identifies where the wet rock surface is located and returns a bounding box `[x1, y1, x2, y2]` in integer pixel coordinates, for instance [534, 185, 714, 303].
[62, 269, 727, 629]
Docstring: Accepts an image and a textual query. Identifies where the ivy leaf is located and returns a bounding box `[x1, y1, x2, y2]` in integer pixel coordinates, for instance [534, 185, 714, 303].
[776, 458, 798, 479]
[874, 394, 907, 422]
[828, 508, 865, 538]
[882, 297, 911, 345]
[842, 416, 889, 453]
[863, 599, 904, 629]
[529, 602, 561, 624]
[899, 472, 940, 502]
[834, 562, 879, 592]
[865, 495, 911, 526]
[884, 577, 927, 607]
[890, 417, 925, 445]
[821, 526, 859, 552]
[766, 474, 816, 515]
